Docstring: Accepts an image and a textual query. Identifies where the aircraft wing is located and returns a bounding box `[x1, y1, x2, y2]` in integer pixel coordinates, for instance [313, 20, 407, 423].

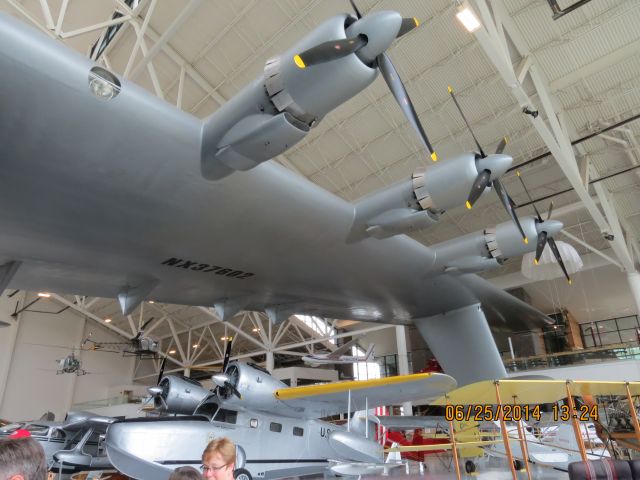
[273, 372, 456, 419]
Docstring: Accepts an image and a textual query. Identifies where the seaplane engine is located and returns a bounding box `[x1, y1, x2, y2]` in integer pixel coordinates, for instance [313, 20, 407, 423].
[154, 376, 210, 415]
[215, 363, 286, 412]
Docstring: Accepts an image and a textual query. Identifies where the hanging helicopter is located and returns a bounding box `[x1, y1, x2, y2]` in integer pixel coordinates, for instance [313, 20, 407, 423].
[82, 317, 159, 359]
[56, 350, 87, 376]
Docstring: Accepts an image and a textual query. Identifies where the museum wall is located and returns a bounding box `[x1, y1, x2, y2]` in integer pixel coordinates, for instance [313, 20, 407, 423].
[0, 291, 135, 422]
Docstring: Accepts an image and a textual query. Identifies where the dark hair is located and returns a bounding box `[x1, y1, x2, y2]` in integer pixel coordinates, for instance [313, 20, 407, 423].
[0, 437, 47, 480]
[169, 466, 203, 480]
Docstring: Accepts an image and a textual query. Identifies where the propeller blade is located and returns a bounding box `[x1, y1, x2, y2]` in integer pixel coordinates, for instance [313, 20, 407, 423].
[397, 17, 420, 38]
[227, 382, 243, 400]
[448, 86, 485, 158]
[222, 339, 233, 372]
[349, 0, 362, 18]
[156, 356, 167, 385]
[493, 179, 528, 243]
[535, 231, 548, 265]
[548, 236, 572, 284]
[495, 137, 508, 155]
[466, 170, 491, 209]
[294, 36, 367, 68]
[140, 316, 155, 332]
[377, 53, 437, 161]
[516, 171, 543, 221]
[547, 201, 554, 221]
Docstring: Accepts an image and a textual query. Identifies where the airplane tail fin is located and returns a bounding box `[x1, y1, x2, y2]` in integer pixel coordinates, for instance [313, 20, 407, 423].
[364, 343, 374, 361]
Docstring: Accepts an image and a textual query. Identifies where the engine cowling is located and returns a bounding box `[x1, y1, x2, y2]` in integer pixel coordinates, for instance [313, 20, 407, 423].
[215, 362, 287, 412]
[350, 152, 512, 240]
[154, 376, 210, 415]
[430, 216, 563, 273]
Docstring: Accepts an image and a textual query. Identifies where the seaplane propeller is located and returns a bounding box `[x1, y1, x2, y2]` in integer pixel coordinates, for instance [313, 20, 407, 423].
[212, 340, 242, 400]
[447, 86, 528, 244]
[516, 172, 571, 284]
[294, 0, 437, 162]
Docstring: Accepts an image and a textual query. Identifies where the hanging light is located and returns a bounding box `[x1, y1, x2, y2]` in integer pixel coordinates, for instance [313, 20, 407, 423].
[521, 240, 583, 281]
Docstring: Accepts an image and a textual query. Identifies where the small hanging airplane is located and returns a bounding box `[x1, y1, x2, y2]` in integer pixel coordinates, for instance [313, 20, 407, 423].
[302, 338, 374, 366]
[105, 360, 458, 480]
[81, 318, 159, 358]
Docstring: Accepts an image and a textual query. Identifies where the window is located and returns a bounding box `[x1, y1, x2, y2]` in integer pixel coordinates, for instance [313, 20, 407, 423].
[50, 429, 66, 439]
[250, 419, 258, 428]
[25, 424, 49, 436]
[0, 423, 24, 433]
[213, 409, 237, 425]
[293, 427, 304, 437]
[269, 422, 282, 433]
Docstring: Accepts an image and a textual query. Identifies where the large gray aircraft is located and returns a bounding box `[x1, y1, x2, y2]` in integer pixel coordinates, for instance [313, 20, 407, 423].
[0, 3, 561, 387]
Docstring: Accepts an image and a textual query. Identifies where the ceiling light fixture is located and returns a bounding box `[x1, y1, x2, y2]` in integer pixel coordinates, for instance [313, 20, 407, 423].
[456, 4, 481, 32]
[252, 328, 260, 332]
[192, 344, 199, 349]
[37, 292, 51, 298]
[169, 349, 176, 354]
[104, 318, 112, 323]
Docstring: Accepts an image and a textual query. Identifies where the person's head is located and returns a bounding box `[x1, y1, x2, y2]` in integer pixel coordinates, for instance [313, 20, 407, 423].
[169, 466, 203, 480]
[201, 437, 236, 480]
[0, 436, 47, 480]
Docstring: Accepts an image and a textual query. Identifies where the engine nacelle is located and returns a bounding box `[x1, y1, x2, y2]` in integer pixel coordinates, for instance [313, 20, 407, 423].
[155, 376, 211, 415]
[216, 362, 287, 413]
[429, 216, 563, 273]
[350, 152, 512, 240]
[201, 14, 378, 180]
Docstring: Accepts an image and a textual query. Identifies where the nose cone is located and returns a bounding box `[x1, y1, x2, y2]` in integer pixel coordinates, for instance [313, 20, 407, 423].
[346, 11, 402, 64]
[536, 219, 563, 236]
[148, 386, 161, 396]
[476, 154, 513, 180]
[212, 373, 228, 387]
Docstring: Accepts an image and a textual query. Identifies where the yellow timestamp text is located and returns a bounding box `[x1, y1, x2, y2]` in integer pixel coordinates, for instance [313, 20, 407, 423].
[445, 404, 542, 422]
[551, 404, 598, 422]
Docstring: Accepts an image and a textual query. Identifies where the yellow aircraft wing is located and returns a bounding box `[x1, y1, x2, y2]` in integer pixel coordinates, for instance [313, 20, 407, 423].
[273, 372, 456, 419]
[433, 379, 640, 405]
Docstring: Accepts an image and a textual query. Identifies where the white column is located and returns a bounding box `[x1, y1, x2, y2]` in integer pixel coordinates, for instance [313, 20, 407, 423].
[395, 325, 412, 415]
[184, 367, 191, 377]
[627, 271, 640, 316]
[266, 350, 274, 373]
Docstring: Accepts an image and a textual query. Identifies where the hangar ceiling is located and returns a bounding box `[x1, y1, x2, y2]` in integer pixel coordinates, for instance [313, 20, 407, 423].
[3, 0, 640, 371]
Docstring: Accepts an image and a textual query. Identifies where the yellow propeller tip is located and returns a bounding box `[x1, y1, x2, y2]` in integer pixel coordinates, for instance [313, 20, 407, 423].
[431, 151, 438, 161]
[516, 170, 521, 177]
[414, 17, 420, 27]
[568, 279, 572, 285]
[293, 55, 306, 69]
[533, 259, 538, 265]
[465, 201, 472, 210]
[447, 85, 453, 93]
[504, 136, 509, 144]
[523, 237, 529, 244]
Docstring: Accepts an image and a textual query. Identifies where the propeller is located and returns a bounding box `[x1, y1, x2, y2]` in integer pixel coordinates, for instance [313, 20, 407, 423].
[294, 1, 437, 162]
[145, 356, 168, 411]
[212, 340, 242, 400]
[447, 85, 527, 244]
[516, 171, 572, 284]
